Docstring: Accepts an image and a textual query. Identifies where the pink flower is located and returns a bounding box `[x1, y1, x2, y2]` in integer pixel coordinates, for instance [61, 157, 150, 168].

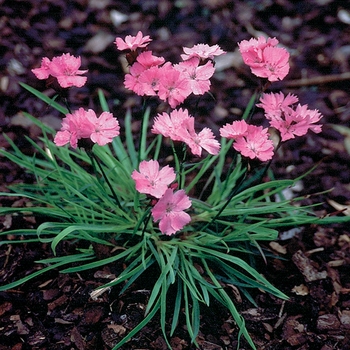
[257, 92, 299, 120]
[87, 111, 120, 146]
[177, 118, 220, 156]
[181, 43, 226, 60]
[131, 160, 176, 198]
[157, 65, 192, 108]
[124, 52, 166, 96]
[54, 108, 94, 148]
[219, 120, 248, 139]
[257, 92, 323, 141]
[220, 120, 274, 161]
[54, 108, 119, 148]
[238, 36, 290, 82]
[114, 31, 152, 51]
[175, 57, 215, 95]
[31, 57, 51, 79]
[151, 189, 192, 235]
[151, 108, 192, 141]
[268, 104, 323, 141]
[32, 53, 88, 88]
[136, 51, 165, 69]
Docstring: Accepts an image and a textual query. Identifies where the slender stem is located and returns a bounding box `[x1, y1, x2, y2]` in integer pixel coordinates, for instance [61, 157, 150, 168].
[138, 98, 148, 165]
[88, 150, 122, 209]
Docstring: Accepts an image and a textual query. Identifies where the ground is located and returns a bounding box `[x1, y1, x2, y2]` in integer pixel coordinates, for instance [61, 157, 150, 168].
[1, 0, 350, 349]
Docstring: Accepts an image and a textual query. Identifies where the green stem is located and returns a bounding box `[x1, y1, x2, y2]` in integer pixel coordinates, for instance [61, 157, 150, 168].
[88, 150, 122, 209]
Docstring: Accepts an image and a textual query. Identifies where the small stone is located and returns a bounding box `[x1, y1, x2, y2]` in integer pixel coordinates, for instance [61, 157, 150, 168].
[317, 314, 340, 331]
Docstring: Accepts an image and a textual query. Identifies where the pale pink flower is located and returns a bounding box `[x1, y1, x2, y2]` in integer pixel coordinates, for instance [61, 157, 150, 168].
[220, 120, 274, 161]
[238, 36, 290, 82]
[175, 57, 215, 95]
[114, 31, 152, 51]
[131, 160, 176, 198]
[177, 117, 220, 156]
[152, 108, 192, 141]
[151, 189, 192, 235]
[54, 108, 119, 148]
[257, 92, 299, 120]
[32, 53, 88, 88]
[157, 65, 192, 108]
[181, 43, 226, 60]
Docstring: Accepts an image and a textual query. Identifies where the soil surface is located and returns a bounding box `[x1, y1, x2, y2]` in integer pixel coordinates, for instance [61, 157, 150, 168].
[1, 0, 350, 349]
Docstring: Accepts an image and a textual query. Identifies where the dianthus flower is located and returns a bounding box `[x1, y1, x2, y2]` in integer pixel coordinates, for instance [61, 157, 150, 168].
[32, 53, 88, 88]
[181, 43, 226, 60]
[157, 65, 192, 108]
[151, 108, 192, 141]
[87, 111, 121, 146]
[174, 57, 215, 95]
[257, 92, 299, 119]
[220, 120, 274, 161]
[54, 108, 119, 148]
[124, 52, 166, 96]
[151, 189, 192, 235]
[177, 117, 221, 156]
[257, 92, 323, 141]
[131, 160, 176, 198]
[114, 31, 152, 51]
[268, 104, 323, 141]
[238, 36, 290, 82]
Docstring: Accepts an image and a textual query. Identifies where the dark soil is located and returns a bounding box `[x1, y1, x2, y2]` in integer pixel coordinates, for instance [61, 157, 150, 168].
[1, 0, 350, 349]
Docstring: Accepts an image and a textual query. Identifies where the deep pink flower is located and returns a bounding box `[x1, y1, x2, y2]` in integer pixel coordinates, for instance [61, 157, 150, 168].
[151, 189, 192, 235]
[175, 57, 215, 95]
[54, 108, 119, 148]
[157, 65, 192, 108]
[220, 120, 274, 161]
[131, 160, 176, 198]
[257, 92, 299, 120]
[32, 53, 88, 88]
[114, 31, 152, 51]
[238, 36, 290, 82]
[181, 43, 226, 60]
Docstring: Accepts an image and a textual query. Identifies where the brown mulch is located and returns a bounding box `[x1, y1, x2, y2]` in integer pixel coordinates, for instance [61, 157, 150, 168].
[1, 0, 350, 349]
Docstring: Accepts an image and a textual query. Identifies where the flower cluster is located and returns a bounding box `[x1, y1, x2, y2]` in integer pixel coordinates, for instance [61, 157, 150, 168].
[257, 92, 323, 141]
[54, 108, 120, 148]
[238, 36, 290, 82]
[31, 53, 88, 88]
[31, 32, 324, 236]
[115, 32, 225, 108]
